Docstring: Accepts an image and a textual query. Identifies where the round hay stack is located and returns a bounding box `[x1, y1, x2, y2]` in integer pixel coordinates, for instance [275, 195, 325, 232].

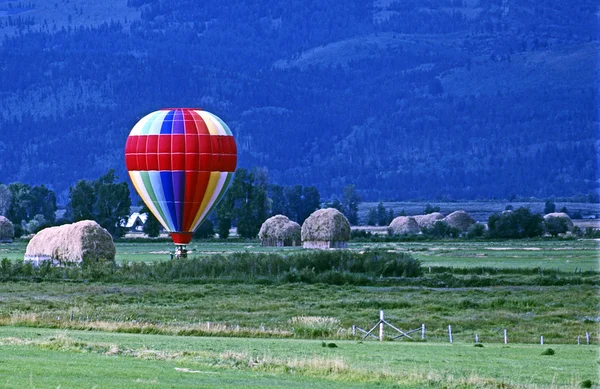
[388, 216, 420, 235]
[443, 210, 475, 232]
[301, 208, 350, 249]
[258, 215, 301, 247]
[0, 216, 14, 243]
[25, 220, 116, 266]
[413, 212, 445, 229]
[543, 212, 574, 231]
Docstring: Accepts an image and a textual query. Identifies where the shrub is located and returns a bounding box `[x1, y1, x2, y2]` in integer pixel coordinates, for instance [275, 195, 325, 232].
[422, 221, 460, 239]
[487, 208, 544, 238]
[466, 223, 486, 239]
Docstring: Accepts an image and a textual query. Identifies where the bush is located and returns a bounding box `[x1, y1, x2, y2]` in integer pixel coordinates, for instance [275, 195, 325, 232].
[422, 221, 460, 239]
[487, 208, 544, 239]
[466, 223, 486, 239]
[544, 217, 569, 237]
[540, 348, 555, 355]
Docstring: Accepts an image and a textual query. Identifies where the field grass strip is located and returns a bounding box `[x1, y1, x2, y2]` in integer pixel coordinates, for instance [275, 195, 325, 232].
[0, 333, 581, 389]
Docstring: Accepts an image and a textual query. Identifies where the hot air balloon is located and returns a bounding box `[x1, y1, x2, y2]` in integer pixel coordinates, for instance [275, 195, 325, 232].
[125, 108, 237, 257]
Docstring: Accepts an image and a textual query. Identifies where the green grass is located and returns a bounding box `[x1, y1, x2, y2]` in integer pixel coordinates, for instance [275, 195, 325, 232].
[0, 326, 596, 388]
[0, 238, 597, 387]
[3, 238, 598, 271]
[0, 282, 596, 344]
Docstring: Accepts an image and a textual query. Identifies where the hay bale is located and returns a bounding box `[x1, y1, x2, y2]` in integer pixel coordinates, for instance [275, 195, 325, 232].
[0, 216, 14, 243]
[388, 216, 420, 235]
[413, 212, 445, 229]
[258, 215, 301, 247]
[543, 212, 574, 231]
[301, 208, 350, 249]
[443, 210, 475, 232]
[25, 220, 116, 265]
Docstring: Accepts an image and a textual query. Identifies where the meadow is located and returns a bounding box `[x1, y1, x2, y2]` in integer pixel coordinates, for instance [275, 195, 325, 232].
[1, 238, 597, 271]
[0, 238, 597, 388]
[0, 327, 595, 389]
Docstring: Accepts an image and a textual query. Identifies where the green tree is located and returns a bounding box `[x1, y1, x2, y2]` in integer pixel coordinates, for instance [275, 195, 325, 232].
[94, 170, 131, 237]
[387, 208, 395, 225]
[6, 183, 34, 224]
[367, 207, 377, 226]
[341, 184, 361, 225]
[422, 221, 460, 238]
[69, 180, 96, 221]
[544, 200, 556, 215]
[140, 203, 161, 238]
[0, 184, 12, 216]
[424, 203, 440, 214]
[299, 186, 320, 224]
[219, 168, 269, 239]
[268, 184, 287, 216]
[544, 217, 569, 237]
[376, 202, 387, 226]
[487, 207, 544, 239]
[29, 185, 57, 223]
[68, 170, 131, 238]
[194, 219, 215, 239]
[328, 198, 343, 212]
[284, 185, 303, 222]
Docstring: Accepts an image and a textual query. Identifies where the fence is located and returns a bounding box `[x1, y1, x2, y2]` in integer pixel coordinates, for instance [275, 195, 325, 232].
[353, 310, 594, 345]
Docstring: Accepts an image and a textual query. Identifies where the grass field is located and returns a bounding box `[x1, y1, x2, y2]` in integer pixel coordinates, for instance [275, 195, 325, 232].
[2, 238, 598, 271]
[0, 238, 597, 387]
[0, 327, 596, 388]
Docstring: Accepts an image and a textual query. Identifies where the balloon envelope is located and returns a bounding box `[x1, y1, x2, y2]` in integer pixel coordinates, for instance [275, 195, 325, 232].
[125, 108, 237, 245]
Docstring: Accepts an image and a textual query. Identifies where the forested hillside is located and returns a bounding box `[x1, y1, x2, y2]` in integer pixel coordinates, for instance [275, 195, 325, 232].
[0, 0, 597, 202]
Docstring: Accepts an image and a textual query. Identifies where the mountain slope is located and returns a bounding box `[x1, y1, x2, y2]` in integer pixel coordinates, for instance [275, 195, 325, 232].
[0, 0, 597, 201]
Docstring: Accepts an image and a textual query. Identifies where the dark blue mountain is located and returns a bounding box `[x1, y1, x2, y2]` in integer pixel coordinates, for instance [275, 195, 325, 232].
[0, 0, 597, 201]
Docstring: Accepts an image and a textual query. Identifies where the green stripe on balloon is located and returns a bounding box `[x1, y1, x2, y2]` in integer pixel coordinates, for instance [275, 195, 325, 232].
[141, 171, 170, 231]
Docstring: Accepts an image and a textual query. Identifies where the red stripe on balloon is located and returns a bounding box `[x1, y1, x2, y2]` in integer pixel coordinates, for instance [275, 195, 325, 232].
[124, 135, 235, 172]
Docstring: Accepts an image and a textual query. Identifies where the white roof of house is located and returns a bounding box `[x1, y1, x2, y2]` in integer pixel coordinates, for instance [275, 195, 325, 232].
[124, 212, 148, 228]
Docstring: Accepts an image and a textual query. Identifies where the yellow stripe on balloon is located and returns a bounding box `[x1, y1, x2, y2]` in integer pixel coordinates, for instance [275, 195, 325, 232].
[191, 172, 228, 232]
[190, 171, 222, 229]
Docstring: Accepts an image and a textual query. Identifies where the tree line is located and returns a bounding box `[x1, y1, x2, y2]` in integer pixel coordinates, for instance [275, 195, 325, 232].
[0, 168, 362, 239]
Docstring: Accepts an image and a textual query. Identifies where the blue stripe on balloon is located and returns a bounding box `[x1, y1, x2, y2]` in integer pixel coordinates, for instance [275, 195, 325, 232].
[172, 171, 185, 231]
[160, 171, 179, 231]
[160, 110, 175, 134]
[172, 110, 185, 134]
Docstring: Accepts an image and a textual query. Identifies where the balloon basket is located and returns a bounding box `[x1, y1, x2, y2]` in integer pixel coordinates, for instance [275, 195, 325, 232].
[171, 245, 188, 259]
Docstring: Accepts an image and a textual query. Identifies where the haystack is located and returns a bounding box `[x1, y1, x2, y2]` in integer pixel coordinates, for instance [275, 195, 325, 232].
[301, 208, 350, 249]
[443, 210, 475, 232]
[25, 220, 116, 265]
[0, 216, 14, 243]
[543, 212, 574, 231]
[258, 215, 301, 247]
[388, 216, 420, 235]
[413, 212, 444, 229]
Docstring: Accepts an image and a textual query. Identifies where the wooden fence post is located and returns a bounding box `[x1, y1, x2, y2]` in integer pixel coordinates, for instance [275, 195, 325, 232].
[577, 336, 580, 345]
[475, 334, 479, 343]
[448, 325, 453, 343]
[504, 329, 508, 344]
[540, 336, 544, 345]
[379, 311, 384, 342]
[586, 332, 589, 345]
[421, 324, 425, 340]
[352, 325, 356, 336]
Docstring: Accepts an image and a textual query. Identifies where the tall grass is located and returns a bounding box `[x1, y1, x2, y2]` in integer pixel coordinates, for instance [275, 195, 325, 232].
[0, 250, 423, 285]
